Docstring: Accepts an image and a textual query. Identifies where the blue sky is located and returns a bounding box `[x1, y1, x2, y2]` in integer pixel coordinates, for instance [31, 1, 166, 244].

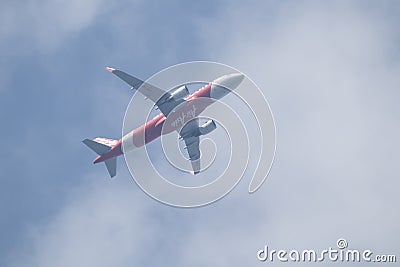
[1, 1, 400, 266]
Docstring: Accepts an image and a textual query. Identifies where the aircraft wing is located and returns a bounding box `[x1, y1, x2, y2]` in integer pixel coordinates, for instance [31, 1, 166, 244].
[106, 67, 185, 116]
[180, 119, 201, 174]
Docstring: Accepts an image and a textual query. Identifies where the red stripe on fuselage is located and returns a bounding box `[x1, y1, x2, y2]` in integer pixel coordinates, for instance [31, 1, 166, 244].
[95, 83, 213, 163]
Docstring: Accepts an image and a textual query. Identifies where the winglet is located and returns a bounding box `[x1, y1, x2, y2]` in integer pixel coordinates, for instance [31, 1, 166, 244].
[105, 67, 115, 73]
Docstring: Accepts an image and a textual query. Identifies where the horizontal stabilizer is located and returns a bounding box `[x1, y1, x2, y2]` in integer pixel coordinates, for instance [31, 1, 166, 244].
[105, 158, 117, 178]
[82, 138, 111, 155]
[93, 137, 119, 147]
[82, 138, 119, 178]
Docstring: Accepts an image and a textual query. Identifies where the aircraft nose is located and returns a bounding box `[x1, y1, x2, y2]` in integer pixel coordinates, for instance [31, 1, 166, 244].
[213, 73, 244, 90]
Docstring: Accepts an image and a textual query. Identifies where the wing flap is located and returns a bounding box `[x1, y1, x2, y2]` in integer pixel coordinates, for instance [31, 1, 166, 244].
[184, 136, 201, 174]
[107, 67, 165, 102]
[106, 67, 185, 116]
[180, 119, 201, 174]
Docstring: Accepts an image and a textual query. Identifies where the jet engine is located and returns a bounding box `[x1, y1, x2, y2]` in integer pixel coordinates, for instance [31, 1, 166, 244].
[168, 85, 189, 101]
[198, 120, 217, 136]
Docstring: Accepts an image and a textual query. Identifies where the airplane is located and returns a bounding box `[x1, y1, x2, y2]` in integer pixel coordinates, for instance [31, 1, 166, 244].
[83, 67, 244, 177]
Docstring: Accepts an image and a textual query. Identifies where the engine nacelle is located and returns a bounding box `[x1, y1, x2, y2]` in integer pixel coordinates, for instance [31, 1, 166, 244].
[198, 120, 217, 136]
[168, 85, 189, 101]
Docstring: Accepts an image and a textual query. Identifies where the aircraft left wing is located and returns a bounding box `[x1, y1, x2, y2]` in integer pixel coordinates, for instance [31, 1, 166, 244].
[106, 67, 185, 116]
[180, 119, 201, 174]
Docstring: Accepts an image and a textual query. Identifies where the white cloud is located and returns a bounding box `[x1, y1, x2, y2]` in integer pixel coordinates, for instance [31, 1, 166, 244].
[0, 0, 110, 94]
[0, 0, 107, 51]
[5, 1, 400, 266]
[11, 176, 155, 267]
[178, 0, 400, 263]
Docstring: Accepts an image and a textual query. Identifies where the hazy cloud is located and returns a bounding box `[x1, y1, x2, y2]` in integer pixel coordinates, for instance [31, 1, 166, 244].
[0, 0, 107, 50]
[3, 1, 400, 267]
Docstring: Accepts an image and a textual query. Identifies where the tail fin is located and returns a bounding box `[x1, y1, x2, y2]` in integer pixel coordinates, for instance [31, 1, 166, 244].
[82, 138, 117, 178]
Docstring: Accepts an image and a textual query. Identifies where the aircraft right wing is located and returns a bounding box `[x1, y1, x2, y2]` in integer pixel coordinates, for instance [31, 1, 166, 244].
[180, 118, 201, 174]
[106, 67, 185, 116]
